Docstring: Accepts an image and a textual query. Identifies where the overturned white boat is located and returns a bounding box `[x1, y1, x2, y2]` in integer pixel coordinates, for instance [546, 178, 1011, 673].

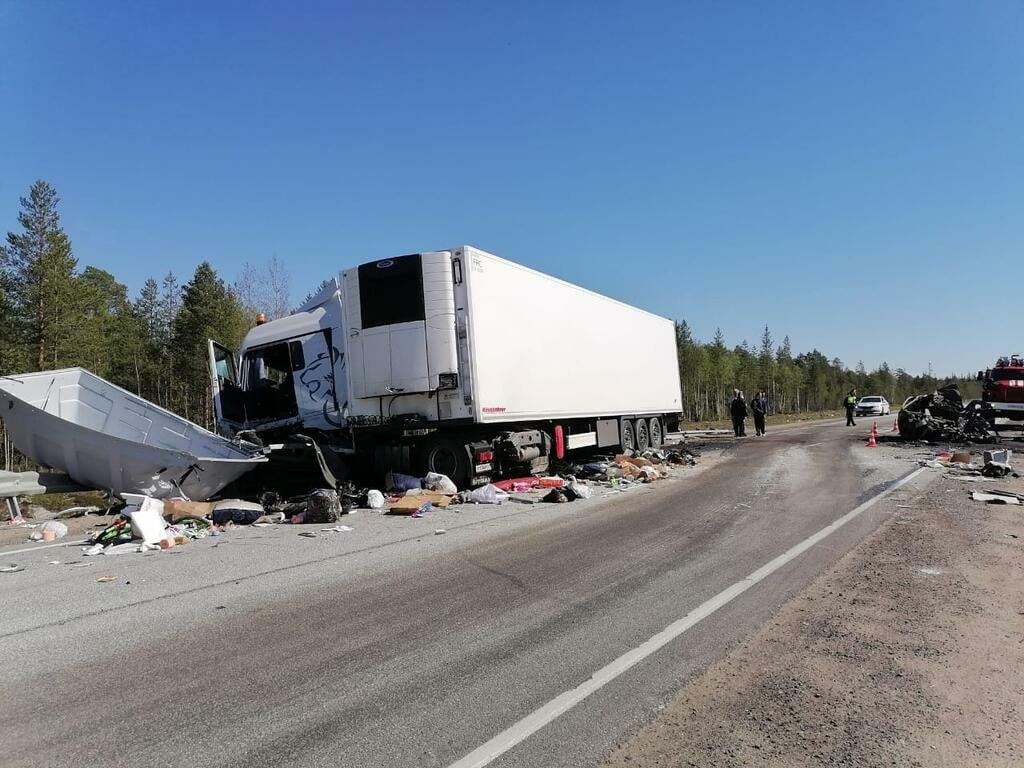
[0, 368, 267, 500]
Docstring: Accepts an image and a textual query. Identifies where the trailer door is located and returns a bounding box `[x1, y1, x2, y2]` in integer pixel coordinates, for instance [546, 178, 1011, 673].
[207, 339, 246, 434]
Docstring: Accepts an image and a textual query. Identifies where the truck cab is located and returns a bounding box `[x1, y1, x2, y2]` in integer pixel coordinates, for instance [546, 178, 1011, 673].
[208, 279, 348, 438]
[977, 354, 1024, 425]
[208, 250, 464, 438]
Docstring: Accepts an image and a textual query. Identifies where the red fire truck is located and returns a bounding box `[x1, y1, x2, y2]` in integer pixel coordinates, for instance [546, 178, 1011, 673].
[977, 355, 1024, 431]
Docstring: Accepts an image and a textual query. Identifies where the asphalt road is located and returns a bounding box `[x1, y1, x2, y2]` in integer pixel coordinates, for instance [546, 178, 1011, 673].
[0, 420, 931, 768]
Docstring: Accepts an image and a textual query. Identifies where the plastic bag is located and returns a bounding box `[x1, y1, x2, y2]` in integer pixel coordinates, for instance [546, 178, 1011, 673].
[386, 471, 422, 492]
[465, 484, 509, 505]
[128, 498, 168, 544]
[423, 472, 458, 494]
[30, 520, 69, 541]
[367, 490, 385, 509]
[567, 480, 593, 499]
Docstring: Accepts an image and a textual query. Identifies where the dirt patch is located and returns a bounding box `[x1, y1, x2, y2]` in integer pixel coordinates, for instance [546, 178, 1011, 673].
[603, 475, 1024, 767]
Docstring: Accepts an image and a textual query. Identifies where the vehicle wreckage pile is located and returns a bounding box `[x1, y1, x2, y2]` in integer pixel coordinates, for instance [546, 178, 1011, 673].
[896, 384, 995, 443]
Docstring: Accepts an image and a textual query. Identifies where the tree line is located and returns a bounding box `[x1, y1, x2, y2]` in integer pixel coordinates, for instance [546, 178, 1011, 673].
[675, 321, 980, 424]
[2, 179, 976, 439]
[0, 180, 293, 432]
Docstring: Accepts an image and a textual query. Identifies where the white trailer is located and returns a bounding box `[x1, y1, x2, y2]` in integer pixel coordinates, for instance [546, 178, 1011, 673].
[209, 246, 682, 487]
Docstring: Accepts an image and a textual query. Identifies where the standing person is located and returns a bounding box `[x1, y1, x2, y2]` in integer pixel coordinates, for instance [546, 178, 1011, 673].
[730, 389, 749, 437]
[752, 391, 768, 436]
[844, 388, 858, 426]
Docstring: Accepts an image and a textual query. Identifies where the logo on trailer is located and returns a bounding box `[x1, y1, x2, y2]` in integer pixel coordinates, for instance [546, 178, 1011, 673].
[482, 406, 506, 414]
[376, 260, 395, 269]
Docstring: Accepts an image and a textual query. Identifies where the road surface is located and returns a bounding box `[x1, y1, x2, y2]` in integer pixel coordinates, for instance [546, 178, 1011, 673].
[0, 420, 929, 767]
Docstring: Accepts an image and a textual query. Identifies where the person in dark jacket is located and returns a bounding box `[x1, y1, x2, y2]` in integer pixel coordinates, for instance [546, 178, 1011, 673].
[730, 389, 748, 437]
[752, 391, 768, 436]
[844, 389, 858, 426]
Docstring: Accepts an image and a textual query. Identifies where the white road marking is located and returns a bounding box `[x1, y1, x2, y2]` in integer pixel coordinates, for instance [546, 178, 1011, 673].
[0, 539, 91, 557]
[446, 466, 927, 768]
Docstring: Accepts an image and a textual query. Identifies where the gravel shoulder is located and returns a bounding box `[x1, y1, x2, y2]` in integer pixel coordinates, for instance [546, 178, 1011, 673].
[603, 469, 1024, 767]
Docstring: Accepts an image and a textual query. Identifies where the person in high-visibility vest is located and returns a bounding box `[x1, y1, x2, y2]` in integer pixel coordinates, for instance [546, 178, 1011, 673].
[844, 389, 858, 426]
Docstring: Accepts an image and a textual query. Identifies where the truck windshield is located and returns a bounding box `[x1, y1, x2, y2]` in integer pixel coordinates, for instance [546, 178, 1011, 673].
[241, 342, 299, 422]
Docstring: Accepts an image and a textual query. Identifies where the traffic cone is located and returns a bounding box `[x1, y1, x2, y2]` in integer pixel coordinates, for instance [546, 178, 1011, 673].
[891, 417, 899, 433]
[866, 422, 878, 448]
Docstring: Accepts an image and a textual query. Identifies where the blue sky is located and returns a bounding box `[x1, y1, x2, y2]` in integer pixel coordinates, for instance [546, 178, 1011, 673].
[2, 1, 1021, 376]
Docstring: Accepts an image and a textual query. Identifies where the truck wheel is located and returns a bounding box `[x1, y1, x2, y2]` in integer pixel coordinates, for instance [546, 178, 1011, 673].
[422, 438, 471, 490]
[635, 418, 651, 452]
[620, 418, 636, 452]
[649, 417, 663, 447]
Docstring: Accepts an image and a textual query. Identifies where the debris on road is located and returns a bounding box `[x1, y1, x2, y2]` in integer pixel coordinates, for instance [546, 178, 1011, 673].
[461, 484, 509, 505]
[970, 491, 1021, 505]
[390, 491, 456, 513]
[29, 520, 68, 542]
[1, 564, 25, 573]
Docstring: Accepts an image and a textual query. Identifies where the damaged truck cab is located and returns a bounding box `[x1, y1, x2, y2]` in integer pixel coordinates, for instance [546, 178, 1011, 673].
[208, 246, 683, 488]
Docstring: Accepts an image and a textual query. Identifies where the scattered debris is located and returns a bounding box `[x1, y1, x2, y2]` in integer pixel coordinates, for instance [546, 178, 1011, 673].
[461, 484, 509, 505]
[210, 499, 265, 526]
[434, 529, 447, 535]
[367, 490, 385, 509]
[1, 564, 25, 573]
[385, 471, 423, 493]
[321, 525, 354, 533]
[303, 490, 343, 524]
[423, 472, 458, 495]
[390, 491, 456, 514]
[29, 520, 68, 542]
[971, 491, 1020, 505]
[54, 505, 102, 520]
[95, 575, 118, 583]
[982, 449, 1015, 478]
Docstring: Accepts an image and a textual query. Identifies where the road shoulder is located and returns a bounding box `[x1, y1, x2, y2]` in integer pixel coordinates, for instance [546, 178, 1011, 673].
[603, 472, 1024, 767]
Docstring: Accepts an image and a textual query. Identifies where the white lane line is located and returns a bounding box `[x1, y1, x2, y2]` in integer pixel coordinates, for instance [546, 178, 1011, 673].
[447, 466, 927, 768]
[0, 539, 91, 557]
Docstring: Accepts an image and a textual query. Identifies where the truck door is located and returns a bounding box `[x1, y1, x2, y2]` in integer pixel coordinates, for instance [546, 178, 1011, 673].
[293, 330, 344, 428]
[207, 339, 246, 434]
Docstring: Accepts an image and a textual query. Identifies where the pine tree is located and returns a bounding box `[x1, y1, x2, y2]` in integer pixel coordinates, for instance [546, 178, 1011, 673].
[170, 263, 251, 425]
[1, 180, 78, 370]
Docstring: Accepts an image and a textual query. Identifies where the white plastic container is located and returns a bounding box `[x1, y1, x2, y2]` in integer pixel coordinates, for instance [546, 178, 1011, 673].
[128, 497, 167, 544]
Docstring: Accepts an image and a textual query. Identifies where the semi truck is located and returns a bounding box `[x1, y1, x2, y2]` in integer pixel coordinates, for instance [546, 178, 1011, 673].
[208, 246, 683, 488]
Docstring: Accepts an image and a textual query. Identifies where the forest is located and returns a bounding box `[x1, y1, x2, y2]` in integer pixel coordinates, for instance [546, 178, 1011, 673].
[1, 180, 978, 440]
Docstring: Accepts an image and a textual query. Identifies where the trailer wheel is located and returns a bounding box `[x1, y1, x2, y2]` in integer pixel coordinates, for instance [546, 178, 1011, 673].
[635, 418, 651, 451]
[422, 437, 471, 490]
[620, 418, 636, 452]
[649, 417, 663, 447]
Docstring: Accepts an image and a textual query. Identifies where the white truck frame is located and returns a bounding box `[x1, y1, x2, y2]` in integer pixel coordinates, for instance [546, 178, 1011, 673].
[208, 246, 682, 487]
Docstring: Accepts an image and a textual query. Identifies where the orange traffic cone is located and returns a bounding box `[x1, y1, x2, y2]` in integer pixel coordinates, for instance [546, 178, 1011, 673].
[866, 422, 878, 448]
[891, 417, 899, 433]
